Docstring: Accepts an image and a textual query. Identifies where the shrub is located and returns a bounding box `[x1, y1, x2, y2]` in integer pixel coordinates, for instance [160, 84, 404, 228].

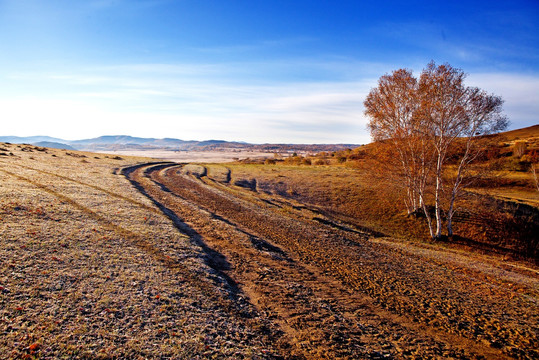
[513, 141, 527, 158]
[284, 156, 302, 165]
[501, 158, 530, 172]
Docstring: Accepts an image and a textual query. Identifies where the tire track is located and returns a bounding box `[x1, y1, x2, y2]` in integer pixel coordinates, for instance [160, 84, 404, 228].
[1, 161, 167, 214]
[131, 164, 388, 359]
[0, 165, 287, 352]
[133, 162, 523, 359]
[0, 160, 290, 358]
[187, 166, 538, 358]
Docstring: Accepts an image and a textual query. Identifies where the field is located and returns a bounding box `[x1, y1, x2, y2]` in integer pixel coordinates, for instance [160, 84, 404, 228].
[0, 142, 538, 359]
[97, 149, 277, 163]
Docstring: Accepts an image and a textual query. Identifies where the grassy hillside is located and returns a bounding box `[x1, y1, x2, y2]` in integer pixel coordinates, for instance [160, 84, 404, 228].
[497, 124, 539, 142]
[234, 125, 539, 259]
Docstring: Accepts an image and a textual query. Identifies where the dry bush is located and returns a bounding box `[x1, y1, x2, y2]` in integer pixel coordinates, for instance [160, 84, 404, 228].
[283, 156, 302, 165]
[532, 163, 539, 192]
[513, 141, 527, 158]
[182, 164, 207, 177]
[336, 156, 347, 164]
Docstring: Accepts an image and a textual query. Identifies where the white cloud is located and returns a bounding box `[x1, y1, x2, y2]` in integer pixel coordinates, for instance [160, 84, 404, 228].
[9, 63, 369, 142]
[467, 73, 539, 129]
[1, 62, 536, 144]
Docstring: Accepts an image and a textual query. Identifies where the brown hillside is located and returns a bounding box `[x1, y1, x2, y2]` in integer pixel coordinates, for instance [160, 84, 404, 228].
[496, 124, 539, 142]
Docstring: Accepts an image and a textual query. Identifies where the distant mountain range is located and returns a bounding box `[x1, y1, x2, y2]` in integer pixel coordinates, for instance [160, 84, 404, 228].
[0, 135, 358, 153]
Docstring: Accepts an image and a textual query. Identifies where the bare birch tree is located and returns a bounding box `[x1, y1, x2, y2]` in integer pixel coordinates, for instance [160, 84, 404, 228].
[364, 68, 436, 237]
[444, 86, 507, 236]
[365, 62, 507, 240]
[418, 62, 507, 239]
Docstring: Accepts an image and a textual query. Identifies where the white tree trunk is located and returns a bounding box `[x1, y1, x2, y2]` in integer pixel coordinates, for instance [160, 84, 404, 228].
[419, 192, 434, 238]
[434, 145, 444, 240]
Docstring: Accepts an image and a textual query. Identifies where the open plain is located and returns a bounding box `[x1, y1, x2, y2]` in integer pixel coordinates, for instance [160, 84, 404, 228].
[97, 149, 277, 164]
[0, 143, 538, 359]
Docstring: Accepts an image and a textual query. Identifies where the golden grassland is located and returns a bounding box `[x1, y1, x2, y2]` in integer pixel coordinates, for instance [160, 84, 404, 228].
[229, 125, 539, 258]
[0, 140, 538, 359]
[225, 162, 538, 259]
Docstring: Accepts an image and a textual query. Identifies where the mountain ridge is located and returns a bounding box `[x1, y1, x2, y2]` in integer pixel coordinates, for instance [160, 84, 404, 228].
[0, 135, 359, 152]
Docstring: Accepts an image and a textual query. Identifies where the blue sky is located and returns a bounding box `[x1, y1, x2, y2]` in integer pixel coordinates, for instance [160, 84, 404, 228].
[0, 0, 537, 143]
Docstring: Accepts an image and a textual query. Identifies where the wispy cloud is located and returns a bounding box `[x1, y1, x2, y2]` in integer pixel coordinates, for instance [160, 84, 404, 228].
[191, 36, 319, 56]
[1, 60, 373, 143]
[468, 72, 539, 129]
[1, 59, 536, 143]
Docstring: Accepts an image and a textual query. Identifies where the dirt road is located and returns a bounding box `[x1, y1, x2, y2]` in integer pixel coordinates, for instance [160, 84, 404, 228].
[124, 162, 538, 359]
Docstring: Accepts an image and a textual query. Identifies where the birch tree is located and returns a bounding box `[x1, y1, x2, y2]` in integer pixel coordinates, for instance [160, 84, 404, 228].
[364, 68, 436, 237]
[445, 86, 507, 236]
[364, 62, 507, 240]
[418, 62, 507, 239]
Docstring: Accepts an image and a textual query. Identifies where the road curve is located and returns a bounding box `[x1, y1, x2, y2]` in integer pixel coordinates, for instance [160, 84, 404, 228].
[124, 162, 538, 360]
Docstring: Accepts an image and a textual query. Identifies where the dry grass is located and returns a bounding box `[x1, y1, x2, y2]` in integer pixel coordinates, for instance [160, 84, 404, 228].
[225, 162, 538, 259]
[226, 163, 430, 238]
[1, 142, 538, 359]
[467, 170, 539, 207]
[0, 144, 281, 359]
[468, 187, 539, 207]
[135, 162, 538, 359]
